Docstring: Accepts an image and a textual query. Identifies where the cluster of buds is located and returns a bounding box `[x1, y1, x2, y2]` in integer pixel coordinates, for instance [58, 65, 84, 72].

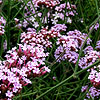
[32, 0, 60, 8]
[54, 30, 91, 64]
[0, 17, 6, 35]
[20, 27, 60, 48]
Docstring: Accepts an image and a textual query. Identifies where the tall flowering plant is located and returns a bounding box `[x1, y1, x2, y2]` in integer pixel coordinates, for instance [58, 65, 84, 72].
[0, 0, 100, 100]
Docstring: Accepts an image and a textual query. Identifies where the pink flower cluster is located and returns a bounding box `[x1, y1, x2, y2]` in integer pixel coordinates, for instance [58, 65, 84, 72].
[0, 41, 50, 99]
[0, 23, 56, 99]
[20, 27, 60, 48]
[0, 37, 51, 99]
[54, 30, 91, 64]
[0, 61, 29, 99]
[1, 0, 100, 99]
[0, 1, 76, 99]
[88, 67, 100, 88]
[32, 0, 60, 8]
[0, 16, 6, 35]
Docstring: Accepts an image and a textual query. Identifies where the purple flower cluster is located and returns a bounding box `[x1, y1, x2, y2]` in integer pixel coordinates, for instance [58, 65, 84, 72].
[81, 86, 100, 100]
[79, 50, 99, 69]
[0, 1, 76, 99]
[54, 2, 77, 24]
[95, 40, 100, 51]
[0, 16, 6, 35]
[89, 23, 99, 31]
[54, 30, 91, 64]
[81, 85, 88, 92]
[79, 41, 100, 99]
[51, 24, 67, 32]
[1, 0, 100, 99]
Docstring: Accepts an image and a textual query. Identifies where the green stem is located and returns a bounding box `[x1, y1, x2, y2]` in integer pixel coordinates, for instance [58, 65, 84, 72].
[95, 0, 99, 17]
[0, 56, 4, 61]
[67, 85, 79, 100]
[7, 0, 11, 50]
[0, 36, 4, 56]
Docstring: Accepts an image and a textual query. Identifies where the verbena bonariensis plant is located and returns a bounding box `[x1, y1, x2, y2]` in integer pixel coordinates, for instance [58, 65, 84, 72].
[1, 0, 100, 100]
[0, 16, 51, 99]
[54, 30, 92, 64]
[0, 37, 50, 99]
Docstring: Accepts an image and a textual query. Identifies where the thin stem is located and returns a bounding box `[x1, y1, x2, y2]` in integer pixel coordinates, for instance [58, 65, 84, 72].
[0, 56, 4, 61]
[95, 0, 99, 17]
[67, 85, 79, 100]
[7, 0, 11, 50]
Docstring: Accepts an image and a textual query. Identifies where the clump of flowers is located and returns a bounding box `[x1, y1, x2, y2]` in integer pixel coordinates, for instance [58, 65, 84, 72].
[54, 30, 91, 64]
[79, 50, 99, 69]
[51, 24, 67, 32]
[0, 16, 6, 35]
[20, 27, 61, 48]
[0, 39, 50, 99]
[32, 0, 60, 8]
[0, 60, 31, 100]
[81, 85, 100, 100]
[88, 65, 100, 88]
[79, 38, 100, 99]
[1, 0, 100, 99]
